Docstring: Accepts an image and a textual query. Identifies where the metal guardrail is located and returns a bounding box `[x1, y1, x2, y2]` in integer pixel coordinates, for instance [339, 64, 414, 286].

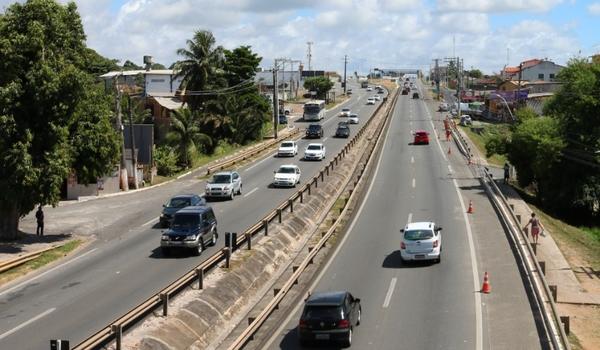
[73, 89, 394, 350]
[206, 128, 301, 175]
[448, 122, 570, 350]
[226, 88, 399, 350]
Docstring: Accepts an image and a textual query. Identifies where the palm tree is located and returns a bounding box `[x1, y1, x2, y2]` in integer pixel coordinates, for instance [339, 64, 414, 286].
[166, 108, 212, 168]
[174, 30, 225, 111]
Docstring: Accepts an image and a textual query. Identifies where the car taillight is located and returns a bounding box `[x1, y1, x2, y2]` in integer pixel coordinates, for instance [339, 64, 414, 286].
[337, 319, 350, 329]
[299, 319, 307, 328]
[433, 240, 439, 248]
[400, 242, 406, 249]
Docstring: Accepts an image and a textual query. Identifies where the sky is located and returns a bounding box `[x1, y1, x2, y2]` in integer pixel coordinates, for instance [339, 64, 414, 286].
[1, 0, 600, 75]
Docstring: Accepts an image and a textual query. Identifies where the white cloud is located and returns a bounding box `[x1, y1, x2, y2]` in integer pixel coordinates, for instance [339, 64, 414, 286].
[436, 0, 564, 13]
[588, 2, 600, 15]
[435, 13, 489, 33]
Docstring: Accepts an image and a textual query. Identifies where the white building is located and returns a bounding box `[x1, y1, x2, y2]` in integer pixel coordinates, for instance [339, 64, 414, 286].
[100, 69, 184, 96]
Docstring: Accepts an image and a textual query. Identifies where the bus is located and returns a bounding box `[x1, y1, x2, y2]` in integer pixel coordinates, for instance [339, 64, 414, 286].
[303, 100, 326, 121]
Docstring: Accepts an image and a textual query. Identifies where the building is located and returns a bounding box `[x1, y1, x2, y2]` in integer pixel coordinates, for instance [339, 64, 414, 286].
[501, 59, 564, 82]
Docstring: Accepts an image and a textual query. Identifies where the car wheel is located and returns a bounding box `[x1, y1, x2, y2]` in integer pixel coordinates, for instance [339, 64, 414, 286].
[342, 328, 352, 348]
[436, 254, 441, 264]
[193, 241, 203, 256]
[238, 184, 242, 195]
[357, 308, 361, 326]
[210, 231, 217, 246]
[230, 191, 234, 200]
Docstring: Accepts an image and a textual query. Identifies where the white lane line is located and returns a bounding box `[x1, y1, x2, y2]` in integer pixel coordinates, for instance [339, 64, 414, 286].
[448, 164, 453, 172]
[411, 156, 414, 164]
[407, 213, 413, 223]
[176, 170, 191, 179]
[262, 89, 396, 349]
[382, 278, 397, 308]
[0, 249, 97, 298]
[323, 137, 329, 142]
[412, 178, 416, 188]
[142, 217, 157, 227]
[243, 187, 259, 198]
[244, 152, 277, 172]
[0, 308, 56, 340]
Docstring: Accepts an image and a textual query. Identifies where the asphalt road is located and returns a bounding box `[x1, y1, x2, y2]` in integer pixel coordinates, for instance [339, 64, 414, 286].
[0, 82, 387, 349]
[262, 83, 543, 349]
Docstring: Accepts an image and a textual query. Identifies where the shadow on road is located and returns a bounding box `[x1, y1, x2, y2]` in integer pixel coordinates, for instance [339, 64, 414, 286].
[148, 246, 195, 259]
[0, 232, 72, 254]
[278, 326, 345, 349]
[382, 250, 433, 269]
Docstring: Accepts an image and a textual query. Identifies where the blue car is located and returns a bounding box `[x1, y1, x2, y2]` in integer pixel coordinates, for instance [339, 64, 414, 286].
[160, 194, 206, 228]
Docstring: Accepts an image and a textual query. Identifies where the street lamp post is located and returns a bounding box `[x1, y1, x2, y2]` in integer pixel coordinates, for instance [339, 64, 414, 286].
[490, 92, 516, 122]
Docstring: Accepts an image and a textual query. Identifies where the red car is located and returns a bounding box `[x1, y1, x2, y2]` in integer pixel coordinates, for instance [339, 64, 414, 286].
[413, 130, 430, 145]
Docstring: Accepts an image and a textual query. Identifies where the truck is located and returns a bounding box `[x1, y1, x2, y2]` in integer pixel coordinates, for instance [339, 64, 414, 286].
[358, 77, 369, 88]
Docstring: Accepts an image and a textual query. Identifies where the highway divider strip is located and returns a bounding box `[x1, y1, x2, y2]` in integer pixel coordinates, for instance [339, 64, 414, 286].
[0, 244, 66, 274]
[448, 123, 571, 350]
[73, 89, 395, 350]
[226, 89, 399, 349]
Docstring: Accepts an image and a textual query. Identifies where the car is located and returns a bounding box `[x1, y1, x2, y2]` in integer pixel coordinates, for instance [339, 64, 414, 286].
[160, 206, 218, 256]
[335, 124, 350, 138]
[338, 120, 349, 127]
[413, 130, 430, 145]
[348, 114, 359, 124]
[273, 164, 301, 187]
[373, 95, 381, 101]
[347, 89, 352, 95]
[366, 97, 375, 105]
[277, 140, 298, 157]
[160, 194, 206, 228]
[306, 124, 323, 138]
[278, 115, 288, 125]
[377, 88, 384, 94]
[400, 221, 442, 263]
[340, 108, 351, 117]
[366, 86, 373, 91]
[205, 171, 242, 200]
[459, 114, 472, 126]
[298, 291, 361, 347]
[401, 88, 409, 95]
[412, 92, 419, 99]
[438, 102, 449, 112]
[304, 143, 326, 160]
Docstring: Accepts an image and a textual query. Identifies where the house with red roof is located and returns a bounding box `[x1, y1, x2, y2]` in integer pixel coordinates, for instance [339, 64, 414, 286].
[501, 58, 564, 82]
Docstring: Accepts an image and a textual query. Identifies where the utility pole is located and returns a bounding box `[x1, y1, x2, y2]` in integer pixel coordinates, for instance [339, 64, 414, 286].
[343, 55, 348, 95]
[127, 95, 139, 189]
[516, 62, 523, 110]
[272, 67, 279, 139]
[433, 58, 440, 100]
[114, 76, 128, 191]
[306, 41, 314, 76]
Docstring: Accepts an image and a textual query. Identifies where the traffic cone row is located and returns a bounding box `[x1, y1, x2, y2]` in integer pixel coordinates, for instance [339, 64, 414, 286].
[467, 200, 474, 214]
[481, 272, 491, 294]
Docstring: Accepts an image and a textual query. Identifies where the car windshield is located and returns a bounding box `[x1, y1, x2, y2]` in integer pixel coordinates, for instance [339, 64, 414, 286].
[166, 198, 191, 208]
[342, 108, 350, 112]
[303, 305, 343, 319]
[350, 114, 358, 118]
[416, 132, 427, 136]
[277, 167, 296, 174]
[307, 145, 321, 150]
[281, 142, 294, 148]
[211, 174, 232, 184]
[308, 125, 321, 131]
[338, 126, 349, 131]
[171, 214, 199, 228]
[404, 229, 434, 240]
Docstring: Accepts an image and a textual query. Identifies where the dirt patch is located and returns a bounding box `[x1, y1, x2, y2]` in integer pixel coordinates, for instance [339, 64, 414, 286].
[558, 304, 600, 350]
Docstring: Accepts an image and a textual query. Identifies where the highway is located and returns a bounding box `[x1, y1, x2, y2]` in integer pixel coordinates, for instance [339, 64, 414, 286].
[262, 82, 544, 349]
[0, 82, 386, 349]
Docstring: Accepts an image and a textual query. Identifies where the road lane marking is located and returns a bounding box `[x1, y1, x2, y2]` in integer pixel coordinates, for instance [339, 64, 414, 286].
[448, 165, 453, 172]
[244, 152, 277, 172]
[407, 213, 412, 223]
[411, 156, 414, 164]
[0, 308, 55, 340]
[0, 248, 98, 299]
[323, 137, 328, 142]
[412, 178, 416, 188]
[382, 278, 397, 308]
[176, 170, 191, 179]
[262, 87, 396, 350]
[142, 217, 157, 227]
[243, 187, 259, 198]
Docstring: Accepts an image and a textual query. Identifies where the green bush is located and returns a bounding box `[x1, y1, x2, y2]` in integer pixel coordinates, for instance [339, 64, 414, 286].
[154, 145, 180, 176]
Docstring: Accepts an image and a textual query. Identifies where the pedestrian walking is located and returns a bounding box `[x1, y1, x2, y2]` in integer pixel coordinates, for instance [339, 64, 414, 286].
[523, 213, 544, 244]
[35, 205, 44, 236]
[503, 162, 510, 184]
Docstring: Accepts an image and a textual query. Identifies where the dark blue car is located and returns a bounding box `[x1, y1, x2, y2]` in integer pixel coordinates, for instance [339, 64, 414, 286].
[160, 194, 206, 228]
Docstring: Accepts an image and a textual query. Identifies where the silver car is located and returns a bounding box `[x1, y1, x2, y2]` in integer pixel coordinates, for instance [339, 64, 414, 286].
[400, 221, 442, 263]
[205, 171, 242, 200]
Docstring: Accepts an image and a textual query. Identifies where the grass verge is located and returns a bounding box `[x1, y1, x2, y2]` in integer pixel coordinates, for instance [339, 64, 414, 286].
[0, 239, 83, 286]
[458, 123, 508, 167]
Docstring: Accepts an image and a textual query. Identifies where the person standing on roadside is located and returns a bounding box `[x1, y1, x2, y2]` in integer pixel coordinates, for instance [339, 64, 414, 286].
[523, 212, 544, 244]
[35, 205, 44, 236]
[503, 162, 510, 184]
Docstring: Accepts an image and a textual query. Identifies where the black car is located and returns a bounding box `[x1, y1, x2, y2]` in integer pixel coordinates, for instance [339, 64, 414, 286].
[278, 115, 288, 125]
[335, 125, 350, 138]
[298, 291, 361, 347]
[160, 194, 206, 227]
[160, 206, 218, 256]
[401, 88, 409, 95]
[305, 124, 323, 138]
[412, 92, 420, 99]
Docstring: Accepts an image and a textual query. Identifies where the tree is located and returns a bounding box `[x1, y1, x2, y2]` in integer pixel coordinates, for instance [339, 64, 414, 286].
[123, 60, 142, 70]
[303, 76, 334, 99]
[223, 46, 262, 87]
[467, 69, 483, 79]
[174, 30, 225, 111]
[0, 0, 120, 240]
[83, 48, 119, 76]
[166, 108, 212, 168]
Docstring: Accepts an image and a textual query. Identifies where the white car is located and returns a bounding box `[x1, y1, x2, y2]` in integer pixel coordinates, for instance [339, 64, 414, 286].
[373, 95, 381, 101]
[366, 97, 375, 105]
[278, 141, 298, 157]
[273, 165, 301, 187]
[348, 114, 359, 124]
[304, 143, 326, 160]
[366, 87, 373, 91]
[340, 108, 351, 117]
[400, 221, 442, 263]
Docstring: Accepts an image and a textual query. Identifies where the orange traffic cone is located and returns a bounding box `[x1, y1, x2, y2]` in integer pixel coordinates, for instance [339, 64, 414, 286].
[481, 272, 491, 293]
[467, 200, 474, 214]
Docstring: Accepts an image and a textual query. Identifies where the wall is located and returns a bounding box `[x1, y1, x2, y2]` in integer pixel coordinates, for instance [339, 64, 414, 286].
[145, 74, 183, 95]
[66, 171, 120, 200]
[521, 61, 563, 82]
